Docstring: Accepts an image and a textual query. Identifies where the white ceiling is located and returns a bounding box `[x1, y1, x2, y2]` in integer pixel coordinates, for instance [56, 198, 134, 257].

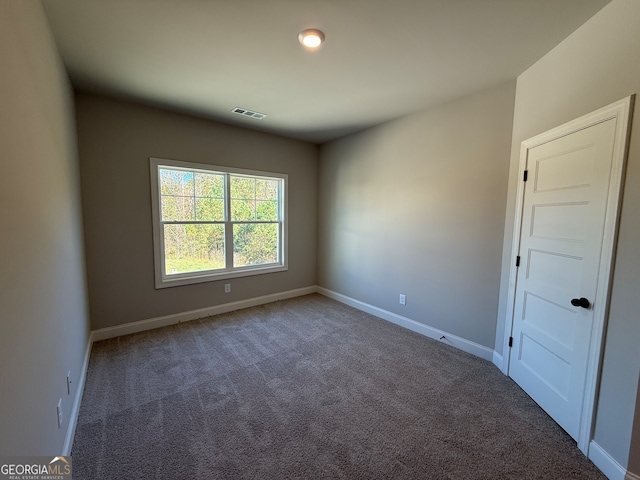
[41, 0, 611, 143]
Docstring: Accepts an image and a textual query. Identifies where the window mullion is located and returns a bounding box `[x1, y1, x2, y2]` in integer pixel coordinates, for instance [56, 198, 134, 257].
[279, 179, 284, 262]
[224, 173, 233, 270]
[192, 172, 197, 221]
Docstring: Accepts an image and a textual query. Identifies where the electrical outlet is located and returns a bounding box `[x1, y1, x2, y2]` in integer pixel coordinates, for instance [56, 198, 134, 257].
[399, 294, 406, 305]
[57, 399, 63, 429]
[66, 371, 72, 395]
[224, 283, 231, 294]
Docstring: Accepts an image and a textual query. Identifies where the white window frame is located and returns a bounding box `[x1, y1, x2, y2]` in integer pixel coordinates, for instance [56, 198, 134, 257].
[150, 157, 288, 289]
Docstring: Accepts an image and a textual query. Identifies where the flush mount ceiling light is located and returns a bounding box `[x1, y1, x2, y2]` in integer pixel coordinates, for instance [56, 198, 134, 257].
[298, 29, 325, 49]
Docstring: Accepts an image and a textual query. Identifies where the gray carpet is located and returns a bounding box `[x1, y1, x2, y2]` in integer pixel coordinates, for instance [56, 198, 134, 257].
[72, 294, 605, 479]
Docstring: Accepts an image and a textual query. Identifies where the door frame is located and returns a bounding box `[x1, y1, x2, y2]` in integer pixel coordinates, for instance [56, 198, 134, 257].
[501, 96, 634, 454]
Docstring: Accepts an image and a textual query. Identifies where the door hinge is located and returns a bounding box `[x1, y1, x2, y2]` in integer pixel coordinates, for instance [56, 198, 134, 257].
[523, 170, 528, 182]
[516, 256, 521, 267]
[509, 337, 513, 348]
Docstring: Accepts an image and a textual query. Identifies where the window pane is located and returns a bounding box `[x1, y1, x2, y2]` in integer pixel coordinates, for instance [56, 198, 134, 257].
[256, 179, 278, 200]
[161, 195, 194, 221]
[160, 169, 194, 196]
[195, 197, 224, 221]
[231, 199, 255, 221]
[231, 176, 257, 221]
[256, 200, 277, 220]
[164, 224, 225, 275]
[195, 172, 224, 197]
[230, 176, 255, 199]
[233, 223, 278, 267]
[230, 176, 280, 221]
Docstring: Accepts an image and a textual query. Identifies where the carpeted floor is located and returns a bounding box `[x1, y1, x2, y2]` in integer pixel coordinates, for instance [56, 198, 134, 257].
[72, 294, 605, 479]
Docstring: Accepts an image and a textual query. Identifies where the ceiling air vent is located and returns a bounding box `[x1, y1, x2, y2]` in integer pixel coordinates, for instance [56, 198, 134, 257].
[232, 107, 267, 120]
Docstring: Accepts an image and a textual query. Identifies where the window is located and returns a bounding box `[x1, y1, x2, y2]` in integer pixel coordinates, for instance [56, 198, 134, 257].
[150, 157, 287, 288]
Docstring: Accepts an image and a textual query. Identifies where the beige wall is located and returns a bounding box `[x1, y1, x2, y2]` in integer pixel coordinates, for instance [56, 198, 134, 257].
[318, 82, 515, 348]
[494, 0, 640, 471]
[75, 93, 318, 329]
[0, 1, 90, 454]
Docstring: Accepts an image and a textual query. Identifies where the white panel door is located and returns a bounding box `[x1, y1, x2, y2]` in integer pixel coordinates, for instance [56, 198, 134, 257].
[509, 118, 617, 441]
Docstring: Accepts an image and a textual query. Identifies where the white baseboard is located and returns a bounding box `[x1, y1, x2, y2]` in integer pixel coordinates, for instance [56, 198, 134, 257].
[317, 287, 494, 362]
[589, 440, 627, 480]
[62, 333, 92, 456]
[492, 350, 504, 371]
[91, 286, 318, 342]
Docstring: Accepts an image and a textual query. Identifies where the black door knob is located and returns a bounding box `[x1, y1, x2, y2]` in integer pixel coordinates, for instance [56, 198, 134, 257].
[571, 297, 591, 309]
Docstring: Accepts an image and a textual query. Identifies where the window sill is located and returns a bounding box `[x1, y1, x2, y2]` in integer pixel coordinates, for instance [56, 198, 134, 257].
[154, 264, 288, 289]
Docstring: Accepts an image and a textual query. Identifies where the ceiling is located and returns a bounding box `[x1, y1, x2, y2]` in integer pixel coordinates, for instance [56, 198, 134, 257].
[41, 0, 611, 143]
